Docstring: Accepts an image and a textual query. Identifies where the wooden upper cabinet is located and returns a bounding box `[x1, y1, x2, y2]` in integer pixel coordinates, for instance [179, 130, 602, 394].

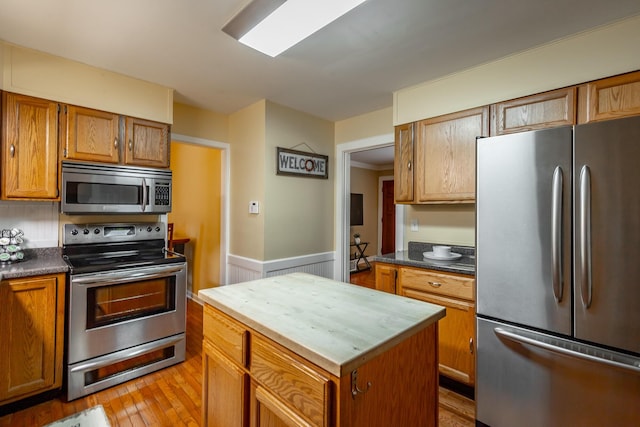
[578, 70, 640, 123]
[394, 123, 414, 203]
[490, 87, 576, 136]
[1, 92, 59, 200]
[63, 105, 120, 163]
[124, 117, 170, 168]
[415, 106, 488, 203]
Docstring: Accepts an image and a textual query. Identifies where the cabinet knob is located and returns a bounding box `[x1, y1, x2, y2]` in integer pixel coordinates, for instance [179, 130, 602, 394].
[129, 140, 133, 151]
[407, 161, 412, 170]
[9, 144, 15, 157]
[114, 138, 118, 148]
[469, 338, 474, 354]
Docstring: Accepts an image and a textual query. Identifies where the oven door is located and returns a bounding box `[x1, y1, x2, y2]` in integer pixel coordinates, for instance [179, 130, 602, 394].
[67, 262, 187, 365]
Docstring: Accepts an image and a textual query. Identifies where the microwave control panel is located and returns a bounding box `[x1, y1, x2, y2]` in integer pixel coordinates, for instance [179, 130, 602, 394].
[154, 182, 171, 206]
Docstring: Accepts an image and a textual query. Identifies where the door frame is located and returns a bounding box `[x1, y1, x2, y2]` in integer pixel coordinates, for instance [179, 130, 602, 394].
[171, 133, 230, 287]
[335, 133, 395, 282]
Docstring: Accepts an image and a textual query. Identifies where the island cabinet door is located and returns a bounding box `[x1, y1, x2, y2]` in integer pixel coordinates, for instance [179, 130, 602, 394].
[202, 341, 250, 427]
[251, 383, 315, 427]
[338, 323, 439, 427]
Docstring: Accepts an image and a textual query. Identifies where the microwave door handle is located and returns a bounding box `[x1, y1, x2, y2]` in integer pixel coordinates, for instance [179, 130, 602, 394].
[141, 177, 148, 213]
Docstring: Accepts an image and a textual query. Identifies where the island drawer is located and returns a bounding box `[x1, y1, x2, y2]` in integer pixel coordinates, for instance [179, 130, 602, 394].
[399, 267, 475, 301]
[203, 305, 248, 367]
[251, 334, 331, 427]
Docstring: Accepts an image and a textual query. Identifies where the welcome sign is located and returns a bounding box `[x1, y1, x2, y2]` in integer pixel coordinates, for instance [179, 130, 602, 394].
[276, 147, 328, 179]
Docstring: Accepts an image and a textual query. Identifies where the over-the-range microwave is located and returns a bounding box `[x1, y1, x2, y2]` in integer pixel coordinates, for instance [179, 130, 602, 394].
[61, 161, 172, 214]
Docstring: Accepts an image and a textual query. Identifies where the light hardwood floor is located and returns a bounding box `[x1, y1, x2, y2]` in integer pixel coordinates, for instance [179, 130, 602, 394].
[0, 271, 475, 426]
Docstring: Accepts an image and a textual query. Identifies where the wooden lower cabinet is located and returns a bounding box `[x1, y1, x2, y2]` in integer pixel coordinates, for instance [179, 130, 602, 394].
[203, 304, 439, 427]
[0, 273, 65, 404]
[375, 263, 476, 386]
[373, 263, 397, 294]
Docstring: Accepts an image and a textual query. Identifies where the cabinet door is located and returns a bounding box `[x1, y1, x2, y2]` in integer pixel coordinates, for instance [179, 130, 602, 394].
[63, 105, 120, 163]
[203, 341, 250, 427]
[393, 123, 414, 203]
[124, 117, 170, 167]
[0, 274, 64, 403]
[415, 106, 488, 203]
[374, 263, 397, 294]
[1, 92, 59, 200]
[400, 289, 475, 386]
[252, 385, 314, 427]
[490, 87, 576, 135]
[578, 70, 640, 123]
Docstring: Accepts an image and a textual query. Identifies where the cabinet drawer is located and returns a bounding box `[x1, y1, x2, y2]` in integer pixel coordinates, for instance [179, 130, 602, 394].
[203, 305, 248, 367]
[251, 335, 330, 427]
[399, 267, 475, 301]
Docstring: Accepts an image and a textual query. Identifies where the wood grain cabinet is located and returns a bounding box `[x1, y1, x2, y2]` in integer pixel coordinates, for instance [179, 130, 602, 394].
[578, 70, 640, 123]
[62, 105, 121, 163]
[414, 106, 488, 203]
[124, 117, 170, 168]
[1, 92, 59, 200]
[375, 263, 476, 386]
[0, 273, 65, 404]
[374, 262, 397, 294]
[490, 87, 577, 135]
[62, 106, 170, 168]
[393, 122, 414, 203]
[203, 303, 439, 427]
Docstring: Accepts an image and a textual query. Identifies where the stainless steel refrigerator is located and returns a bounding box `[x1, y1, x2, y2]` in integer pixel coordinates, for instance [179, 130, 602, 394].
[475, 116, 640, 427]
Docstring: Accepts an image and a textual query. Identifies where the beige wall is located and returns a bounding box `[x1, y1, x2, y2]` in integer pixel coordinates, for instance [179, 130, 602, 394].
[349, 167, 380, 255]
[335, 106, 393, 144]
[172, 102, 228, 142]
[264, 101, 335, 260]
[168, 142, 222, 294]
[229, 100, 267, 260]
[394, 14, 640, 125]
[1, 42, 173, 123]
[403, 204, 475, 249]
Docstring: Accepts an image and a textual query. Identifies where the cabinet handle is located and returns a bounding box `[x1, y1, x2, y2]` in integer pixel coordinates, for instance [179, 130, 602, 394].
[128, 140, 133, 151]
[407, 161, 412, 171]
[114, 138, 118, 148]
[469, 338, 474, 354]
[428, 281, 442, 288]
[9, 144, 15, 157]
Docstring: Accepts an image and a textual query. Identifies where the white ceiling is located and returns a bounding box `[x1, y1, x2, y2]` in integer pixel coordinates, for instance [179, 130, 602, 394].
[1, 0, 639, 125]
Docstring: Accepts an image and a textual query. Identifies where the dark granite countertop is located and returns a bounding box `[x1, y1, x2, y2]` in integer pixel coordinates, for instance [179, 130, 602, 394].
[0, 247, 68, 280]
[372, 241, 475, 276]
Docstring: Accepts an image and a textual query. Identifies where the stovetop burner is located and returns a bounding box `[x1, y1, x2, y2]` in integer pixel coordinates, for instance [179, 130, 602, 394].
[62, 222, 185, 275]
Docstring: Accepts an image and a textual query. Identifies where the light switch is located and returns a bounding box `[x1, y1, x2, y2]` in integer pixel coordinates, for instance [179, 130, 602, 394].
[249, 201, 260, 214]
[410, 219, 418, 231]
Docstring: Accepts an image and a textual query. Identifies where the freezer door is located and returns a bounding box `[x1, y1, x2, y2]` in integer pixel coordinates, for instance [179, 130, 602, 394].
[476, 127, 571, 334]
[476, 318, 640, 427]
[574, 115, 640, 354]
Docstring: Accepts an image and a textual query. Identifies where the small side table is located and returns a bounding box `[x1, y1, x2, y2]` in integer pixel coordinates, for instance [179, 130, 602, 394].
[350, 241, 371, 272]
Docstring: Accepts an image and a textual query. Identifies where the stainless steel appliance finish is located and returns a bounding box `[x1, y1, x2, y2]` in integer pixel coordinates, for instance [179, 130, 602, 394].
[63, 222, 186, 401]
[61, 161, 172, 214]
[476, 116, 640, 426]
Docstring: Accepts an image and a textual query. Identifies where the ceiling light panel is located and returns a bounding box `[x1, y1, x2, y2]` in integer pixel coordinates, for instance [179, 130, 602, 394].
[229, 0, 367, 57]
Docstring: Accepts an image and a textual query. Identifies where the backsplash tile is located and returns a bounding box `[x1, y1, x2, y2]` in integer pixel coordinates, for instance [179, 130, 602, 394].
[0, 201, 59, 248]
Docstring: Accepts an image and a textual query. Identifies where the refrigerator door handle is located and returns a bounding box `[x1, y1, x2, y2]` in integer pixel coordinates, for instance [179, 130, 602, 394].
[579, 165, 593, 308]
[551, 166, 564, 302]
[494, 327, 640, 375]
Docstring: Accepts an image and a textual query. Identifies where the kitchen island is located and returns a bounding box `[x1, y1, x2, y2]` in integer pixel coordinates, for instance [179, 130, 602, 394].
[198, 272, 445, 427]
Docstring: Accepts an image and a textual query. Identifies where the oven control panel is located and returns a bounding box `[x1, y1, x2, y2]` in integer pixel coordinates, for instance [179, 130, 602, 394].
[63, 222, 167, 245]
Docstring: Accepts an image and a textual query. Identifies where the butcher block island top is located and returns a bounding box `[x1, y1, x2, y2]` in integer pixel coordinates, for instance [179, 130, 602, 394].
[199, 272, 445, 427]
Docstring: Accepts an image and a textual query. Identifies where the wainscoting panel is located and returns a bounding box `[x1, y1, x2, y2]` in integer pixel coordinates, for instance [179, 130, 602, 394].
[227, 252, 336, 284]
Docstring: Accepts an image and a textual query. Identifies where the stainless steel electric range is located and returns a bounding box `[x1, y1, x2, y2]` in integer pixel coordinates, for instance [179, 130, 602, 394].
[62, 222, 187, 400]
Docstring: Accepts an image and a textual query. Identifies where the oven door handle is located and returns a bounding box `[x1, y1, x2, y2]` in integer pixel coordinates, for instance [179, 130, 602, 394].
[72, 264, 185, 287]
